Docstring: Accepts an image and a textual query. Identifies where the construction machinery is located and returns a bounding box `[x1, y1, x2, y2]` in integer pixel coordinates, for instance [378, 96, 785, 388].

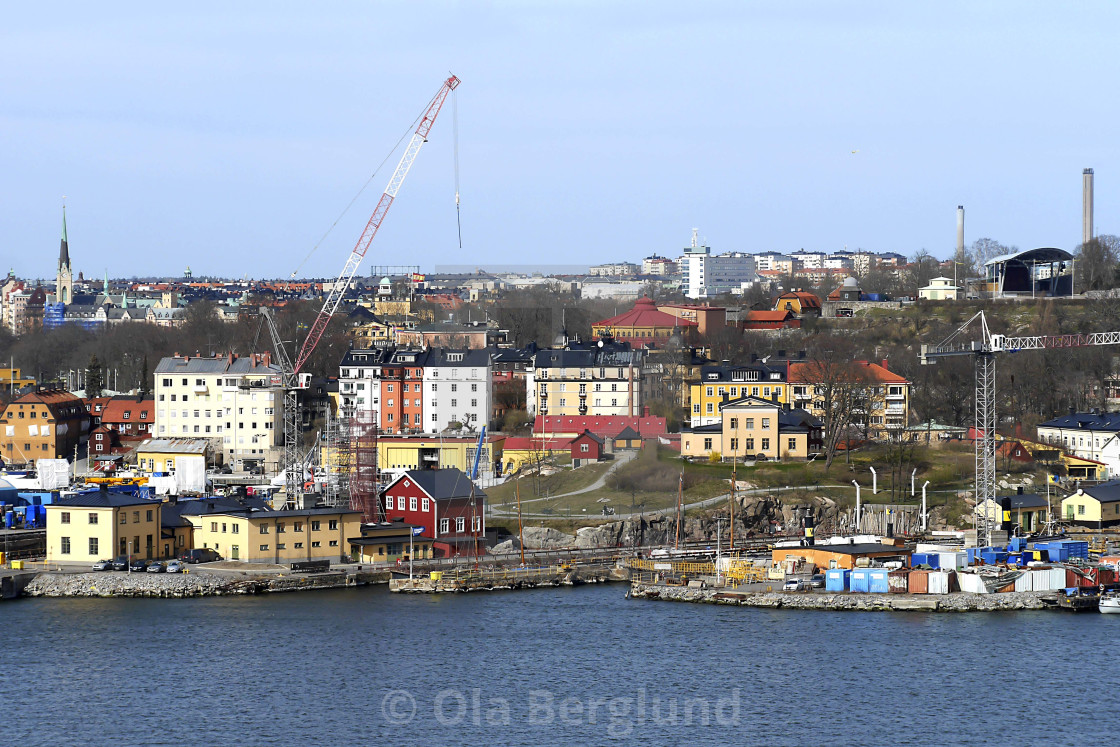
[270, 75, 461, 509]
[921, 311, 1120, 545]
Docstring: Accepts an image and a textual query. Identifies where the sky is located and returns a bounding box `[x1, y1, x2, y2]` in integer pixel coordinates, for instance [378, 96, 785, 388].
[3, 2, 1120, 280]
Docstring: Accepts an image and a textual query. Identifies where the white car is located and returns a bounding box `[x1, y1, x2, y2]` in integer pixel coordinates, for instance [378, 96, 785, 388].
[783, 578, 806, 592]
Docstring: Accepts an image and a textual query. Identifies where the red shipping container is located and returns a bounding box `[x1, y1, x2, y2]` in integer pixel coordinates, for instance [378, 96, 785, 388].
[888, 570, 909, 593]
[1067, 568, 1080, 588]
[1099, 568, 1117, 585]
[908, 570, 929, 594]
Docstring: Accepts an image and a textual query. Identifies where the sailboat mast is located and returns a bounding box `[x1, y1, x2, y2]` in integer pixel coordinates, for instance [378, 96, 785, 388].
[516, 480, 525, 565]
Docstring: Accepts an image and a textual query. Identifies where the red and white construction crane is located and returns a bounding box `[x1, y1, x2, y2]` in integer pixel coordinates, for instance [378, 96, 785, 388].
[920, 311, 1120, 544]
[274, 74, 461, 506]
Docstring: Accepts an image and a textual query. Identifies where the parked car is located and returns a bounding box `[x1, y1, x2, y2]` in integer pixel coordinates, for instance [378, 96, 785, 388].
[783, 578, 806, 592]
[92, 559, 113, 571]
[217, 465, 232, 474]
[165, 560, 184, 574]
[128, 557, 148, 572]
[145, 561, 165, 573]
[110, 557, 130, 571]
[810, 574, 825, 589]
[179, 548, 222, 564]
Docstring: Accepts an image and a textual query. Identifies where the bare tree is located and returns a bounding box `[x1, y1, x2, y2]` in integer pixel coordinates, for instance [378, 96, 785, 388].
[1076, 235, 1120, 291]
[799, 336, 870, 471]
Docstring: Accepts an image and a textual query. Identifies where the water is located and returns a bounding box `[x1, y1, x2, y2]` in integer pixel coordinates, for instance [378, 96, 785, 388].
[3, 585, 1118, 745]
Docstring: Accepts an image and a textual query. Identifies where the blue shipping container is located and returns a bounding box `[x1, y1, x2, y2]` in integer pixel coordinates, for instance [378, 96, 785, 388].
[868, 569, 890, 593]
[825, 569, 851, 592]
[850, 569, 872, 593]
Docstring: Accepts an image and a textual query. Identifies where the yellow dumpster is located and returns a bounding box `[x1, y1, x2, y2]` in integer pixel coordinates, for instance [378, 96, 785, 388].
[11, 560, 24, 570]
[430, 571, 443, 581]
[0, 551, 6, 565]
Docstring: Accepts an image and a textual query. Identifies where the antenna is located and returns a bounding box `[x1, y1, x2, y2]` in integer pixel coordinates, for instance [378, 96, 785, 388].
[691, 228, 698, 249]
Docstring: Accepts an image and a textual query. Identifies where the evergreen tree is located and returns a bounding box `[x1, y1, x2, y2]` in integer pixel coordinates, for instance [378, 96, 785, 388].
[140, 355, 150, 394]
[86, 355, 104, 398]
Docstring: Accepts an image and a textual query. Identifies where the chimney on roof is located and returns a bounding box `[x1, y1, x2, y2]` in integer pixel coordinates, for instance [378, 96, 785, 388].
[881, 359, 889, 371]
[778, 349, 787, 358]
[1017, 486, 1024, 495]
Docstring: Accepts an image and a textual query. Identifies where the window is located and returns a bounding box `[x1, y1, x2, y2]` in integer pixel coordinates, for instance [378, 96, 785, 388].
[277, 522, 286, 534]
[294, 542, 304, 549]
[260, 525, 269, 534]
[761, 418, 770, 429]
[146, 510, 153, 522]
[746, 438, 754, 450]
[232, 524, 240, 534]
[422, 497, 430, 512]
[706, 403, 714, 413]
[311, 521, 321, 531]
[692, 404, 700, 414]
[1079, 505, 1086, 515]
[788, 438, 797, 452]
[89, 537, 98, 555]
[730, 418, 738, 429]
[60, 511, 70, 524]
[440, 518, 449, 534]
[409, 497, 418, 511]
[120, 513, 127, 525]
[88, 512, 99, 525]
[386, 496, 394, 510]
[260, 544, 269, 552]
[294, 522, 303, 532]
[581, 443, 589, 452]
[703, 437, 713, 450]
[329, 540, 338, 547]
[311, 541, 321, 548]
[276, 543, 286, 550]
[211, 522, 219, 532]
[328, 520, 338, 530]
[762, 438, 770, 451]
[61, 536, 71, 554]
[730, 438, 739, 451]
[472, 516, 481, 532]
[456, 517, 465, 532]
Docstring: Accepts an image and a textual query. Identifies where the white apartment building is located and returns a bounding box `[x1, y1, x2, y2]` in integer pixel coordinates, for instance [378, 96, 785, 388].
[589, 262, 640, 277]
[154, 353, 283, 470]
[790, 251, 826, 270]
[641, 255, 677, 276]
[679, 246, 758, 299]
[423, 349, 492, 431]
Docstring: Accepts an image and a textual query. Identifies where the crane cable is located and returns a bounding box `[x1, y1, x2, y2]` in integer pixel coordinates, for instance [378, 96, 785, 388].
[453, 86, 462, 249]
[288, 98, 434, 280]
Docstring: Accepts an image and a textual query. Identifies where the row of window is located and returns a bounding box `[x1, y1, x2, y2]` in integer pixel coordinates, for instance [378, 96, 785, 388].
[59, 537, 98, 555]
[704, 385, 783, 398]
[258, 540, 339, 551]
[58, 510, 153, 525]
[258, 519, 338, 534]
[537, 368, 629, 379]
[542, 383, 622, 393]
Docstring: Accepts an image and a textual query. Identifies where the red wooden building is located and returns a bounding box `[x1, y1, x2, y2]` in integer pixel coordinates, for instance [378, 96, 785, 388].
[380, 468, 487, 557]
[568, 429, 605, 467]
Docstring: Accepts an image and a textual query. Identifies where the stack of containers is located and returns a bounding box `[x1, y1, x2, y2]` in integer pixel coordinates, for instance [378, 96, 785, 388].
[825, 569, 851, 592]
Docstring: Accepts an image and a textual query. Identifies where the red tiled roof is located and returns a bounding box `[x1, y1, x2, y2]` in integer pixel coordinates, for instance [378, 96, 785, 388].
[100, 395, 155, 424]
[502, 437, 570, 451]
[746, 310, 795, 322]
[788, 360, 909, 384]
[776, 291, 821, 309]
[533, 414, 668, 439]
[594, 297, 697, 330]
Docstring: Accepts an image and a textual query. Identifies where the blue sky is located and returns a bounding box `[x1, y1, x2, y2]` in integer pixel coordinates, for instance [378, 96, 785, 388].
[3, 2, 1118, 280]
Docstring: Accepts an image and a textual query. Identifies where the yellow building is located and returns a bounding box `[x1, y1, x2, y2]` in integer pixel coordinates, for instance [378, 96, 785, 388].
[1061, 484, 1120, 527]
[349, 522, 434, 564]
[46, 492, 163, 563]
[136, 438, 212, 474]
[681, 397, 822, 461]
[320, 434, 503, 475]
[688, 363, 790, 427]
[789, 359, 911, 438]
[183, 506, 361, 563]
[0, 366, 35, 390]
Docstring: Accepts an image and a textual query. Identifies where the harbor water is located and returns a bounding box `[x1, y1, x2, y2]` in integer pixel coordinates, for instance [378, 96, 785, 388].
[3, 584, 1118, 745]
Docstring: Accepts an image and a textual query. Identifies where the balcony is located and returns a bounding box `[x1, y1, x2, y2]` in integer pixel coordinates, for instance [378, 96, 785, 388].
[886, 393, 906, 401]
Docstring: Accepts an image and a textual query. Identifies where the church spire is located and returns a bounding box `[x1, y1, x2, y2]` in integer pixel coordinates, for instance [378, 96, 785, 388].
[60, 205, 71, 270]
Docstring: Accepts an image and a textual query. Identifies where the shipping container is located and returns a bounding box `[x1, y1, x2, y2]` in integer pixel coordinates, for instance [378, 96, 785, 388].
[888, 570, 909, 593]
[908, 570, 930, 594]
[1066, 568, 1081, 588]
[1014, 572, 1034, 593]
[958, 572, 986, 594]
[1050, 567, 1066, 591]
[868, 568, 890, 593]
[825, 569, 850, 592]
[850, 568, 872, 593]
[1029, 568, 1055, 592]
[927, 571, 951, 595]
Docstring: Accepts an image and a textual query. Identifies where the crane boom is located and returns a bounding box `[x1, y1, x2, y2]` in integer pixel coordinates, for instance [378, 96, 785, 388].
[292, 74, 461, 376]
[920, 310, 1120, 546]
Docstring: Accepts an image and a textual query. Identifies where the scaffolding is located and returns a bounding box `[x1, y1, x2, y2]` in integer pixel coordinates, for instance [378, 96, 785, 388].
[321, 409, 348, 509]
[349, 410, 381, 523]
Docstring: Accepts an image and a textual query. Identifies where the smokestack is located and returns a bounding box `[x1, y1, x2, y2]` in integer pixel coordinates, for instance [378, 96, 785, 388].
[956, 205, 965, 259]
[1083, 168, 1095, 245]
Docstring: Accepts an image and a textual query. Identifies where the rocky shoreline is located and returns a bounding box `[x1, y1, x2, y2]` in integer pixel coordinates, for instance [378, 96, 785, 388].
[22, 569, 392, 598]
[628, 582, 1055, 612]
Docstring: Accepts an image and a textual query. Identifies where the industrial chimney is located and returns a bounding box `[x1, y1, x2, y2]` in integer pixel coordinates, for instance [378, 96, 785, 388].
[1083, 168, 1095, 245]
[956, 205, 965, 259]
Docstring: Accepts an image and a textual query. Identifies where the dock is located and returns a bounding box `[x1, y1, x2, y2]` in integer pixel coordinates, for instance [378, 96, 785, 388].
[390, 562, 627, 593]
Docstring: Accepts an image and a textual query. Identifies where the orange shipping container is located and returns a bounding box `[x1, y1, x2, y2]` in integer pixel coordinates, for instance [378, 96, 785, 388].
[908, 570, 929, 594]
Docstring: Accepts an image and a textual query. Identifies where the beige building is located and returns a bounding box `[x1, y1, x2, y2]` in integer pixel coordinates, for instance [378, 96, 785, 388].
[681, 397, 822, 461]
[526, 336, 645, 418]
[154, 353, 285, 471]
[47, 492, 163, 563]
[0, 389, 89, 466]
[918, 276, 961, 301]
[183, 506, 361, 563]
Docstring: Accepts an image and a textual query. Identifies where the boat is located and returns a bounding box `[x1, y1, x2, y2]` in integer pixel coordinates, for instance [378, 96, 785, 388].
[1058, 586, 1100, 612]
[1101, 591, 1120, 614]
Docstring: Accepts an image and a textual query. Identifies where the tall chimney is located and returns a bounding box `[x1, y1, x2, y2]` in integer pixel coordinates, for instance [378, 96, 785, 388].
[1083, 168, 1095, 245]
[956, 205, 965, 259]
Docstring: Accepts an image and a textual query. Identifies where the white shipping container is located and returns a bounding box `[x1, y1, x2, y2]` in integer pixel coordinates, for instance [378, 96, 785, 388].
[1051, 567, 1067, 590]
[1031, 569, 1055, 592]
[916, 544, 958, 554]
[958, 572, 988, 594]
[1014, 573, 1034, 593]
[927, 571, 951, 595]
[938, 551, 967, 570]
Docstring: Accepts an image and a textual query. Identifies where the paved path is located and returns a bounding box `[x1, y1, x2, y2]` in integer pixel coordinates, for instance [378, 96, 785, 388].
[491, 451, 639, 514]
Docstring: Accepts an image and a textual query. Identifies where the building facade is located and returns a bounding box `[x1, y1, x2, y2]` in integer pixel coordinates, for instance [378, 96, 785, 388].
[380, 468, 487, 557]
[526, 335, 645, 418]
[154, 353, 283, 470]
[0, 390, 89, 466]
[46, 491, 162, 563]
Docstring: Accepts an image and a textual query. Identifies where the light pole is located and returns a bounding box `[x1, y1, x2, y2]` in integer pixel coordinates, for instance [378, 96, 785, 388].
[851, 480, 861, 532]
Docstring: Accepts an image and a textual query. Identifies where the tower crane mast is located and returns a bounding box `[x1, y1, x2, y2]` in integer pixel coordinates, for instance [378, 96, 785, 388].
[276, 74, 460, 507]
[921, 311, 1120, 545]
